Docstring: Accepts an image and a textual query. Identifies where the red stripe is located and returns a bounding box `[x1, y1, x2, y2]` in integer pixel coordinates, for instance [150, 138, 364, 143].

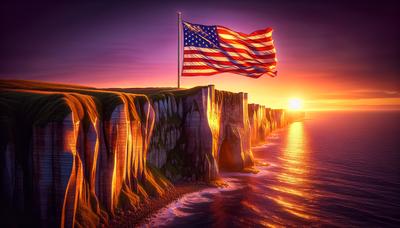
[249, 28, 273, 36]
[182, 71, 276, 78]
[183, 65, 265, 71]
[220, 47, 276, 57]
[184, 49, 276, 60]
[182, 69, 265, 78]
[220, 38, 275, 51]
[247, 37, 273, 43]
[182, 71, 219, 76]
[183, 65, 267, 74]
[183, 58, 276, 68]
[217, 30, 273, 43]
[217, 26, 272, 38]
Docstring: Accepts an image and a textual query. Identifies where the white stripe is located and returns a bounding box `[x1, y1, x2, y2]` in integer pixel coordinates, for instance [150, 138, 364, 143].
[182, 69, 218, 73]
[220, 42, 276, 55]
[248, 33, 272, 39]
[184, 47, 276, 61]
[183, 61, 246, 69]
[220, 43, 276, 55]
[219, 34, 274, 46]
[183, 62, 239, 71]
[183, 65, 274, 76]
[182, 68, 264, 77]
[183, 62, 269, 74]
[217, 27, 272, 40]
[184, 46, 220, 53]
[184, 53, 277, 64]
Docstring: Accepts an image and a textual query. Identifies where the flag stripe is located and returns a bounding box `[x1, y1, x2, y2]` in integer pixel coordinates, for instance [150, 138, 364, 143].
[220, 41, 274, 52]
[220, 46, 276, 56]
[183, 65, 268, 74]
[218, 33, 273, 43]
[183, 69, 218, 73]
[184, 48, 276, 60]
[217, 27, 272, 40]
[219, 37, 274, 48]
[183, 63, 271, 73]
[183, 56, 277, 66]
[182, 68, 276, 77]
[182, 68, 267, 76]
[183, 53, 276, 64]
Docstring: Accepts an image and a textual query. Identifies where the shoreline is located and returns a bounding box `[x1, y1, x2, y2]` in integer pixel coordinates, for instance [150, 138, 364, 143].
[110, 182, 212, 227]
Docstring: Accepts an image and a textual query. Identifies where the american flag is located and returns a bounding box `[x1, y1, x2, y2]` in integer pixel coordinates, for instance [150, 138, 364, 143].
[182, 21, 277, 78]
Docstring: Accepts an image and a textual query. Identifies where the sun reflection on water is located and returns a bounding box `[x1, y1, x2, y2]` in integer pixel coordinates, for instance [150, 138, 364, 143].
[270, 121, 316, 220]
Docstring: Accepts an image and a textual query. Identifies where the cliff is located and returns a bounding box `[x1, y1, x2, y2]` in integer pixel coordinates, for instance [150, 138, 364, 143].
[0, 80, 303, 227]
[248, 104, 305, 146]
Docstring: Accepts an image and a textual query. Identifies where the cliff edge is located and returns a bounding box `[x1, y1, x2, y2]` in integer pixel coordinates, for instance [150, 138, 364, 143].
[0, 80, 303, 227]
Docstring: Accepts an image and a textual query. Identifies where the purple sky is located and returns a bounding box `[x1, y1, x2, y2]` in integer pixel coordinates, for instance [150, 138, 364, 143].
[1, 0, 399, 109]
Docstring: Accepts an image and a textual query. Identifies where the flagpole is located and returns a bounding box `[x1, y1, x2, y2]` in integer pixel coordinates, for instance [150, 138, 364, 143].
[177, 12, 182, 88]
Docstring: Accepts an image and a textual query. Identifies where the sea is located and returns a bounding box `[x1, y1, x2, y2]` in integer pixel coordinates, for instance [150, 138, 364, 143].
[145, 111, 400, 227]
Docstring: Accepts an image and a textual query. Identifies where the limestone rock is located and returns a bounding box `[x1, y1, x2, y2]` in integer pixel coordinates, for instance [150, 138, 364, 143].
[0, 80, 302, 227]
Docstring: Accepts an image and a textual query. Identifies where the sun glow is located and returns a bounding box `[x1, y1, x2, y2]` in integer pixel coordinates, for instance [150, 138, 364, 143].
[288, 98, 303, 110]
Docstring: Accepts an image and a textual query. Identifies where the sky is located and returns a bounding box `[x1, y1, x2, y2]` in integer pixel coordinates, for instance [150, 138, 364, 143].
[1, 0, 399, 111]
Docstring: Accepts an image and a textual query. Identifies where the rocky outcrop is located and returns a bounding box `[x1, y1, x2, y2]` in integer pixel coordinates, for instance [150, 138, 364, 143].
[249, 104, 305, 146]
[0, 80, 302, 227]
[146, 86, 254, 180]
[0, 82, 169, 227]
[249, 104, 271, 146]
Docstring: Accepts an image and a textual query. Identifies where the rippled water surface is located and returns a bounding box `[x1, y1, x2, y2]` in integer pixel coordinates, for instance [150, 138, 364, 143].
[146, 111, 400, 227]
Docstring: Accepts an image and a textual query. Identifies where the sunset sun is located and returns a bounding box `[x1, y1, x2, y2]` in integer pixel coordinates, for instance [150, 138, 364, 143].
[288, 98, 303, 110]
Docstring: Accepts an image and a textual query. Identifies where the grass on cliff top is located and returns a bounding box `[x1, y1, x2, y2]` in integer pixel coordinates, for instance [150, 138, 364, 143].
[0, 80, 287, 126]
[0, 80, 150, 122]
[0, 79, 95, 91]
[1, 79, 209, 103]
[108, 86, 208, 98]
[0, 91, 73, 125]
[1, 80, 238, 104]
[1, 80, 271, 125]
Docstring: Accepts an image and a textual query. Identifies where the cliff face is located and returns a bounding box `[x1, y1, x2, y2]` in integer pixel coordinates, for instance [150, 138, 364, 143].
[0, 80, 301, 227]
[147, 86, 218, 182]
[249, 104, 271, 146]
[147, 86, 253, 180]
[248, 104, 305, 146]
[0, 82, 169, 227]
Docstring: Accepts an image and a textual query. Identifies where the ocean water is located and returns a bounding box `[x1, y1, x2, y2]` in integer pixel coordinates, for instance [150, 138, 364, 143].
[146, 111, 400, 227]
